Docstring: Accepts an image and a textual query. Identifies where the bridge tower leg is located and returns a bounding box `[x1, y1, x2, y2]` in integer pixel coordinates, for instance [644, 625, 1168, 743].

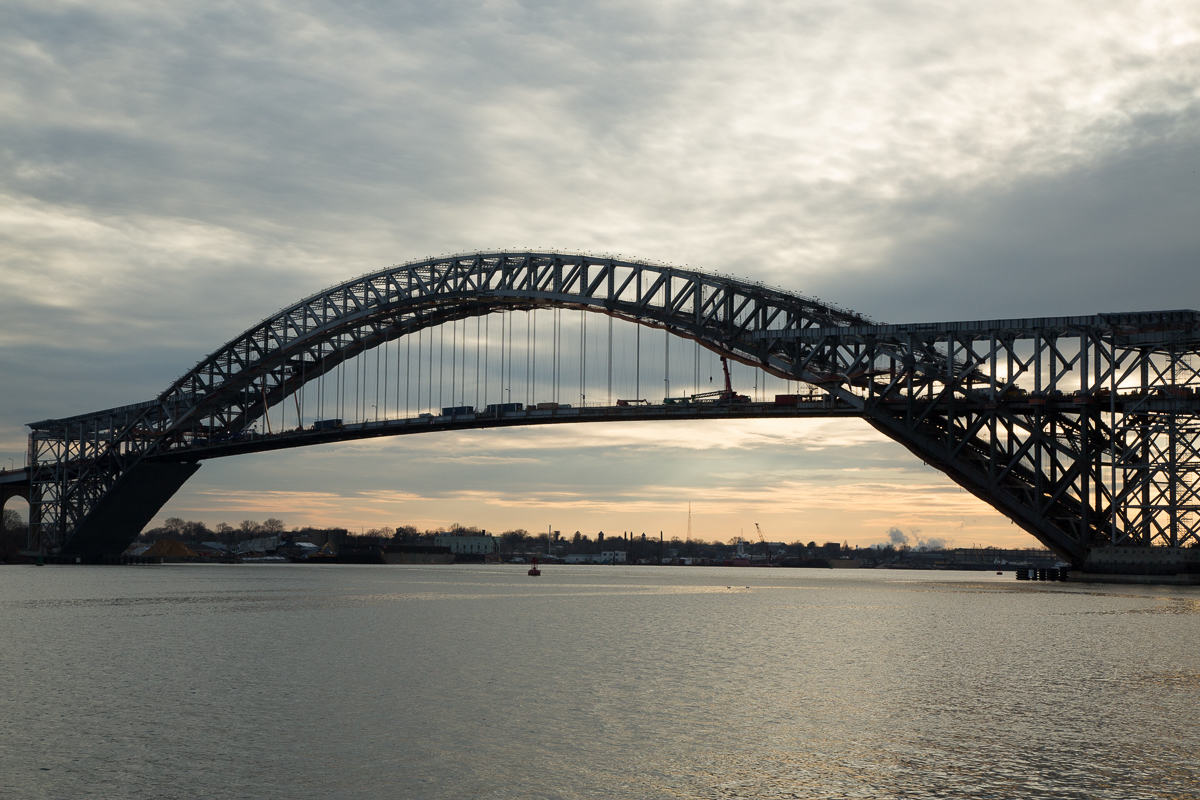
[28, 437, 201, 561]
[60, 461, 202, 560]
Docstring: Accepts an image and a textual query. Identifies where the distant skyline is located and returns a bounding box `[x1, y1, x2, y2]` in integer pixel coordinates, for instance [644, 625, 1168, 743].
[3, 2, 1199, 549]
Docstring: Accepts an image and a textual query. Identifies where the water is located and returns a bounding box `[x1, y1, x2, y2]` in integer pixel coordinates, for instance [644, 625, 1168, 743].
[1, 565, 1197, 799]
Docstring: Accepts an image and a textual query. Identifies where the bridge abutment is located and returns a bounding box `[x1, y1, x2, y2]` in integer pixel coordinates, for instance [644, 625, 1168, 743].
[60, 461, 201, 559]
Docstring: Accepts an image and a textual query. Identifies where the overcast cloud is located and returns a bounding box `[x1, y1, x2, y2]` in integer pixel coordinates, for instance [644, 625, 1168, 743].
[2, 1, 1198, 546]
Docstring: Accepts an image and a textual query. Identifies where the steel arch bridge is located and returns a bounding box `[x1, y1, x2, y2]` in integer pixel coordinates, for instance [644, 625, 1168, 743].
[11, 251, 1200, 565]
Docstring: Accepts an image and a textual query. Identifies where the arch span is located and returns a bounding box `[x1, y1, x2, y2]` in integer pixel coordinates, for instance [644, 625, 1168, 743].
[23, 251, 1200, 563]
[157, 251, 874, 436]
[1, 468, 30, 520]
[0, 467, 31, 560]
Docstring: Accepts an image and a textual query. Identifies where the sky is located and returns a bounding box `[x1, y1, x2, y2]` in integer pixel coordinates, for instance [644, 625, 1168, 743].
[2, 1, 1198, 548]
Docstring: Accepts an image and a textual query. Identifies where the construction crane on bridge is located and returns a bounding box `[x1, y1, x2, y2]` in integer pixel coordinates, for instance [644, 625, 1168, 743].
[665, 356, 750, 406]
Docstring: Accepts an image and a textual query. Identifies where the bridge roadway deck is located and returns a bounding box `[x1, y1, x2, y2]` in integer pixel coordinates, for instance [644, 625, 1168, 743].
[156, 399, 862, 461]
[150, 390, 1200, 463]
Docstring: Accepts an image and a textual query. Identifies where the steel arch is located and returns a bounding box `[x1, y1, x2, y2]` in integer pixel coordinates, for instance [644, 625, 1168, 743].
[159, 252, 873, 432]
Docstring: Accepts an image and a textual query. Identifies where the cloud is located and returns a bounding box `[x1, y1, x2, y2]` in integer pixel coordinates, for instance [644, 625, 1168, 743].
[876, 527, 957, 551]
[824, 120, 1200, 321]
[376, 418, 891, 455]
[5, 2, 1198, 290]
[915, 536, 950, 551]
[160, 440, 1008, 545]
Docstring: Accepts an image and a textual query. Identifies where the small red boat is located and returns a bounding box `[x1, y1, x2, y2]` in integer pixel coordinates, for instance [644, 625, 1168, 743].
[528, 557, 541, 576]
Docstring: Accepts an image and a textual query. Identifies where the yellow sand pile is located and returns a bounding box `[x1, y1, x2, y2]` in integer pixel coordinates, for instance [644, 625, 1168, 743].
[142, 539, 199, 557]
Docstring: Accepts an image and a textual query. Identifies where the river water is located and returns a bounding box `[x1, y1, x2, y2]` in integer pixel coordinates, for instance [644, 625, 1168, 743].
[1, 564, 1197, 799]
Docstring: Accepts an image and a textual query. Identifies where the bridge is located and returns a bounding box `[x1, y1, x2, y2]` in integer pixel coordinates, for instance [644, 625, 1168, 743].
[4, 251, 1199, 572]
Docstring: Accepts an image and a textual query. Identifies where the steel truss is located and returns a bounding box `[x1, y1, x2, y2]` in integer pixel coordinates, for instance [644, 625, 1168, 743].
[755, 315, 1200, 558]
[23, 252, 1200, 561]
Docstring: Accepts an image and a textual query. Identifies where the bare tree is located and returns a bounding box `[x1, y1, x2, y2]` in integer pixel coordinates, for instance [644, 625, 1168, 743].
[2, 509, 27, 560]
[182, 520, 212, 541]
[215, 522, 235, 547]
[500, 529, 530, 554]
[392, 525, 419, 542]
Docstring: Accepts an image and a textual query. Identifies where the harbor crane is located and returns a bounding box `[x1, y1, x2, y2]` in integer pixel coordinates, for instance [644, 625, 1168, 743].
[755, 523, 771, 564]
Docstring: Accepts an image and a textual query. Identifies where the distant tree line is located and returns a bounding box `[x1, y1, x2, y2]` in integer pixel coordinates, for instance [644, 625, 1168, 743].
[382, 526, 857, 561]
[2, 508, 27, 561]
[140, 517, 292, 546]
[135, 517, 1037, 564]
[132, 517, 872, 560]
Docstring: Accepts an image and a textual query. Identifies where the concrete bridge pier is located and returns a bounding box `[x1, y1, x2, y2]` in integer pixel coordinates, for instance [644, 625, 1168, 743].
[1, 468, 31, 556]
[0, 472, 30, 509]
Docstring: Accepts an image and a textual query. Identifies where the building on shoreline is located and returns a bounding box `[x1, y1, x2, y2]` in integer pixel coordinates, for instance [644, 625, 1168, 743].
[433, 533, 498, 555]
